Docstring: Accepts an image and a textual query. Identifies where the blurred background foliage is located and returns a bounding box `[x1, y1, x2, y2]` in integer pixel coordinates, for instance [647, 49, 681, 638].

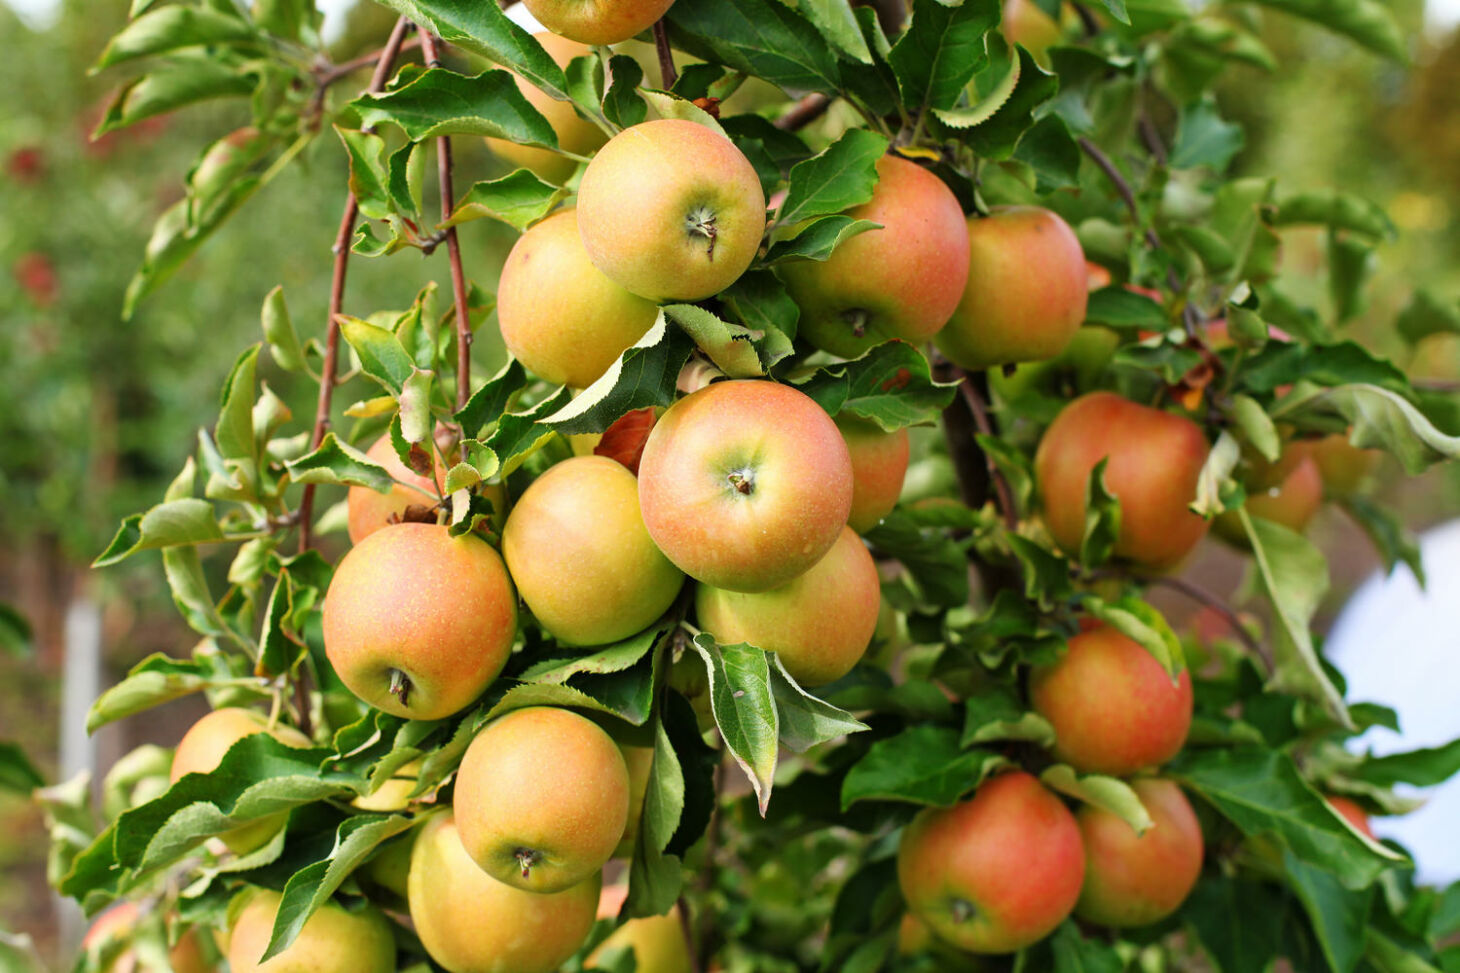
[2, 0, 1459, 963]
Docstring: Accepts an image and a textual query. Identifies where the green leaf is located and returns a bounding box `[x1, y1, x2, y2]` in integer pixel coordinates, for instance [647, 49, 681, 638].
[1049, 921, 1127, 972]
[87, 654, 261, 734]
[1079, 459, 1121, 568]
[339, 315, 415, 395]
[94, 5, 257, 69]
[887, 0, 999, 114]
[667, 0, 845, 95]
[0, 604, 35, 659]
[0, 742, 44, 795]
[216, 344, 260, 468]
[1011, 114, 1083, 192]
[1081, 595, 1184, 677]
[518, 626, 662, 683]
[1171, 98, 1245, 171]
[1084, 287, 1169, 330]
[779, 0, 874, 62]
[841, 725, 1006, 809]
[722, 271, 802, 342]
[542, 317, 696, 436]
[1232, 394, 1282, 462]
[1329, 232, 1377, 323]
[1040, 766, 1154, 834]
[97, 57, 255, 137]
[1193, 429, 1242, 518]
[778, 129, 890, 226]
[1285, 850, 1373, 973]
[959, 47, 1060, 159]
[794, 341, 959, 432]
[1277, 382, 1460, 474]
[261, 286, 305, 373]
[1273, 189, 1397, 239]
[662, 305, 766, 378]
[1340, 495, 1425, 585]
[762, 216, 883, 264]
[1396, 289, 1460, 345]
[1170, 747, 1404, 889]
[768, 657, 868, 752]
[931, 32, 1019, 129]
[445, 170, 567, 231]
[637, 89, 727, 134]
[602, 55, 648, 129]
[93, 499, 225, 567]
[1351, 737, 1460, 789]
[1247, 0, 1407, 60]
[284, 433, 394, 492]
[162, 547, 249, 651]
[455, 358, 529, 437]
[484, 387, 574, 476]
[1182, 876, 1288, 973]
[959, 685, 1056, 747]
[335, 127, 393, 220]
[864, 511, 970, 608]
[351, 68, 558, 147]
[689, 636, 779, 815]
[1173, 223, 1237, 273]
[623, 718, 686, 919]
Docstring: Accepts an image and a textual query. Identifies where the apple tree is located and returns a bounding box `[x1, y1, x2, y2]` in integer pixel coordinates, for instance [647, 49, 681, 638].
[19, 0, 1460, 969]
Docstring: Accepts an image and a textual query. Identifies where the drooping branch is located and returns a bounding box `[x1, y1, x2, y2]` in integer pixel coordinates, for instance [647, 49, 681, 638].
[775, 93, 833, 131]
[653, 20, 677, 88]
[419, 30, 474, 413]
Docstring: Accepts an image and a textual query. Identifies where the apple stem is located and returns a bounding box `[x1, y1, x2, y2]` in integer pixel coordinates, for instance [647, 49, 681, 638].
[388, 668, 412, 707]
[515, 848, 540, 880]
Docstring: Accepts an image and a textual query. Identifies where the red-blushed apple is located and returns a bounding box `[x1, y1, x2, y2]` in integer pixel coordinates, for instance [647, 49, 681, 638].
[81, 902, 212, 973]
[695, 525, 880, 686]
[346, 433, 442, 544]
[637, 379, 853, 592]
[588, 884, 692, 972]
[837, 416, 910, 534]
[1035, 391, 1210, 569]
[1029, 624, 1193, 776]
[780, 155, 969, 358]
[454, 706, 629, 893]
[523, 0, 676, 46]
[1002, 0, 1063, 63]
[409, 812, 600, 973]
[936, 207, 1088, 370]
[497, 210, 660, 389]
[1075, 779, 1204, 927]
[170, 707, 312, 855]
[321, 523, 516, 720]
[1214, 449, 1323, 545]
[897, 770, 1085, 954]
[228, 888, 394, 973]
[502, 455, 683, 646]
[1292, 433, 1381, 497]
[484, 33, 608, 184]
[1327, 795, 1377, 840]
[577, 119, 765, 301]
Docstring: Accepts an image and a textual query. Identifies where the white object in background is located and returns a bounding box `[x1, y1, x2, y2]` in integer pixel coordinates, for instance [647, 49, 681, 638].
[1325, 517, 1460, 886]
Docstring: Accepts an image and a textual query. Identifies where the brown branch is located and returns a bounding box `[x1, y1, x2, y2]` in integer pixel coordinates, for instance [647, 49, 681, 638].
[678, 895, 704, 973]
[1138, 113, 1168, 166]
[958, 372, 1018, 531]
[297, 16, 413, 555]
[317, 36, 423, 87]
[775, 93, 834, 131]
[1079, 137, 1161, 252]
[420, 30, 474, 413]
[653, 19, 677, 88]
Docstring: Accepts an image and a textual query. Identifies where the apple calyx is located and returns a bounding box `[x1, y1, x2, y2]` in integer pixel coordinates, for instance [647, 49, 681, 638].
[841, 308, 870, 338]
[726, 468, 756, 496]
[388, 668, 413, 707]
[949, 897, 977, 924]
[515, 847, 542, 880]
[684, 205, 719, 259]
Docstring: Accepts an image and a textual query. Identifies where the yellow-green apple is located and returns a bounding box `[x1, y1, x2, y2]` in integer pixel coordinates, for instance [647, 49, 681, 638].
[1327, 795, 1376, 840]
[577, 119, 766, 301]
[497, 210, 660, 389]
[638, 379, 853, 591]
[936, 207, 1088, 370]
[780, 155, 969, 358]
[229, 888, 393, 973]
[362, 831, 415, 900]
[503, 455, 683, 645]
[1002, 0, 1063, 63]
[897, 770, 1084, 953]
[1075, 779, 1204, 927]
[1291, 433, 1381, 497]
[1214, 449, 1323, 544]
[170, 707, 312, 854]
[352, 758, 425, 813]
[522, 0, 675, 46]
[837, 417, 910, 534]
[409, 812, 600, 973]
[588, 884, 692, 972]
[346, 434, 442, 544]
[484, 33, 608, 183]
[1029, 625, 1193, 776]
[81, 903, 212, 973]
[322, 523, 517, 720]
[1035, 391, 1210, 569]
[615, 742, 655, 856]
[454, 707, 629, 893]
[695, 526, 880, 686]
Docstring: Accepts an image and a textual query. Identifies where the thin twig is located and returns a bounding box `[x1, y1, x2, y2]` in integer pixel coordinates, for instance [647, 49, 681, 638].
[1078, 136, 1160, 251]
[297, 16, 413, 555]
[774, 93, 834, 131]
[1140, 573, 1271, 668]
[420, 30, 473, 413]
[958, 372, 1018, 531]
[653, 19, 677, 88]
[678, 895, 704, 973]
[1073, 2, 1100, 37]
[317, 36, 423, 87]
[1138, 113, 1168, 166]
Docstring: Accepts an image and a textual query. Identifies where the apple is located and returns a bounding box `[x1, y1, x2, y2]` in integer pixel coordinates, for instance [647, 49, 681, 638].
[577, 119, 765, 301]
[322, 523, 517, 720]
[1029, 624, 1193, 776]
[346, 433, 442, 544]
[1213, 449, 1323, 544]
[409, 812, 600, 973]
[780, 155, 969, 358]
[455, 706, 629, 893]
[1075, 779, 1204, 927]
[1327, 795, 1376, 840]
[497, 210, 660, 389]
[897, 770, 1085, 954]
[588, 884, 692, 972]
[837, 416, 910, 534]
[484, 33, 609, 183]
[1291, 433, 1381, 497]
[988, 325, 1120, 403]
[1035, 391, 1210, 570]
[352, 757, 424, 813]
[522, 0, 675, 46]
[695, 525, 880, 686]
[170, 707, 312, 854]
[81, 902, 212, 973]
[362, 831, 415, 900]
[503, 455, 684, 646]
[1002, 0, 1063, 63]
[615, 742, 655, 856]
[638, 380, 853, 591]
[936, 207, 1088, 370]
[228, 888, 393, 973]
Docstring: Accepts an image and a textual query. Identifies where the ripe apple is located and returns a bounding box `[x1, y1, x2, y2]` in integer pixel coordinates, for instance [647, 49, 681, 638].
[1292, 433, 1381, 497]
[588, 884, 692, 972]
[1213, 449, 1323, 544]
[1035, 391, 1210, 569]
[1002, 0, 1063, 63]
[936, 207, 1088, 370]
[321, 523, 517, 720]
[897, 770, 1085, 953]
[1075, 779, 1204, 927]
[1327, 795, 1376, 840]
[170, 707, 312, 854]
[346, 434, 442, 544]
[577, 119, 766, 301]
[352, 757, 424, 813]
[497, 210, 660, 389]
[695, 525, 880, 686]
[838, 416, 910, 534]
[228, 888, 394, 973]
[454, 706, 629, 893]
[409, 812, 600, 973]
[483, 33, 608, 184]
[522, 0, 675, 46]
[615, 742, 655, 856]
[1029, 624, 1193, 776]
[638, 380, 853, 591]
[780, 155, 969, 358]
[503, 455, 684, 646]
[81, 902, 212, 973]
